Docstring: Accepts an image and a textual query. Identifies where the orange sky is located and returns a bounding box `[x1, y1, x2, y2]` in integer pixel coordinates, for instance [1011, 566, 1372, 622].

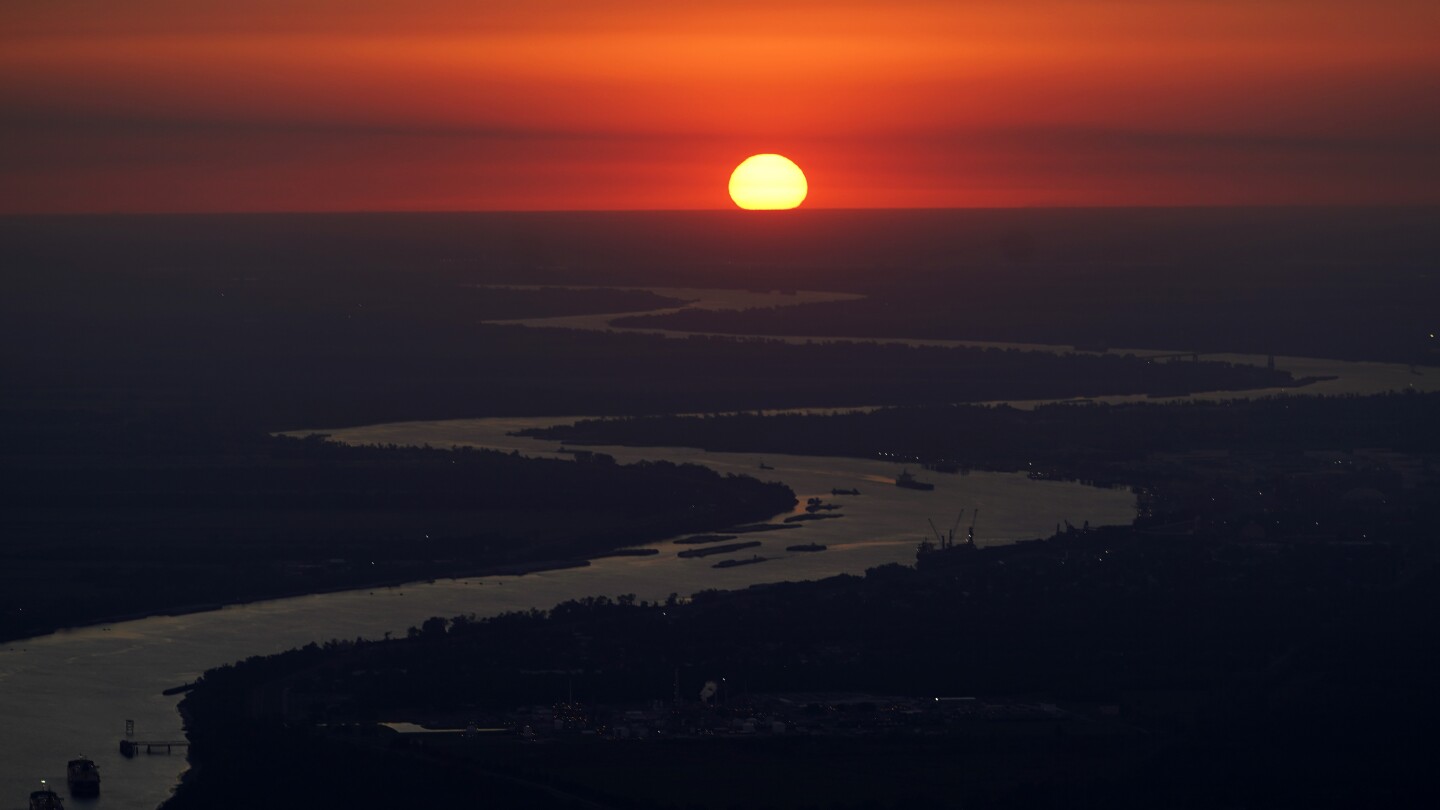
[2, 0, 1438, 212]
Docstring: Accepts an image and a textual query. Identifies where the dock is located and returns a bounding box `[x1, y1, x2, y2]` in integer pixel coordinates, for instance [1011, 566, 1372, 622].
[119, 739, 189, 757]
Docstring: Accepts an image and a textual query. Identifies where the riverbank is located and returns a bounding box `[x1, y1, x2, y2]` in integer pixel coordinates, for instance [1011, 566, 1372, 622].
[163, 497, 1440, 809]
[0, 431, 796, 645]
[525, 392, 1440, 488]
[11, 558, 607, 648]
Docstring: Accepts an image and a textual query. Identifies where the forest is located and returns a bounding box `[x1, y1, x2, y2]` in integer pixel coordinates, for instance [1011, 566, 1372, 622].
[0, 424, 794, 643]
[163, 494, 1437, 809]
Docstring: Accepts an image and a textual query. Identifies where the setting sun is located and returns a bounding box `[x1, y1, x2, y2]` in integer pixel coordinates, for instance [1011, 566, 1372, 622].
[728, 154, 808, 210]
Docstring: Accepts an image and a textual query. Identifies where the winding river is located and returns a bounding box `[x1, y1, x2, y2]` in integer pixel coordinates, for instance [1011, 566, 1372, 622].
[2, 287, 1434, 810]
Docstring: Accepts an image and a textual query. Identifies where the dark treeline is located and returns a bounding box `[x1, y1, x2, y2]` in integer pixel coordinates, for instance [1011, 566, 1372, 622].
[529, 393, 1440, 526]
[8, 209, 1436, 367]
[5, 208, 1436, 293]
[615, 276, 1440, 364]
[8, 209, 1429, 431]
[0, 426, 795, 642]
[3, 433, 768, 514]
[165, 500, 1440, 808]
[528, 392, 1440, 472]
[1, 257, 1296, 429]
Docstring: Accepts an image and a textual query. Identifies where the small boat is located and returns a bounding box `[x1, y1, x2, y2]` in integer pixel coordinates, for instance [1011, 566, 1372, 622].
[713, 555, 768, 569]
[678, 540, 762, 558]
[673, 533, 738, 545]
[830, 488, 861, 496]
[895, 470, 935, 491]
[804, 497, 842, 513]
[786, 543, 828, 552]
[586, 548, 661, 559]
[726, 523, 800, 534]
[784, 513, 843, 523]
[30, 781, 64, 810]
[758, 462, 774, 470]
[67, 757, 100, 796]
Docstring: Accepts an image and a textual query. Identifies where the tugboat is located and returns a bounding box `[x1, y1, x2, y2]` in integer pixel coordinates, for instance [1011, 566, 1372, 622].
[804, 497, 842, 513]
[67, 758, 100, 796]
[30, 780, 64, 810]
[895, 470, 935, 491]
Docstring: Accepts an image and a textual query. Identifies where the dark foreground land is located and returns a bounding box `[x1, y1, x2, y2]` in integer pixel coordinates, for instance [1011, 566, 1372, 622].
[163, 392, 1440, 809]
[165, 507, 1438, 808]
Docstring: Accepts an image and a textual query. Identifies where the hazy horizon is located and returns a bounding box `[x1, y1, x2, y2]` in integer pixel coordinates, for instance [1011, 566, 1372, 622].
[5, 2, 1437, 213]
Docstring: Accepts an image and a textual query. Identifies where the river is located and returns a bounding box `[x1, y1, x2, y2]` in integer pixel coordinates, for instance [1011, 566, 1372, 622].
[0, 444, 1137, 810]
[2, 286, 1434, 810]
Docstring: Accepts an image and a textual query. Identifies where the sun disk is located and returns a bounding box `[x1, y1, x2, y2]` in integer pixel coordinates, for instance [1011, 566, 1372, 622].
[728, 154, 807, 210]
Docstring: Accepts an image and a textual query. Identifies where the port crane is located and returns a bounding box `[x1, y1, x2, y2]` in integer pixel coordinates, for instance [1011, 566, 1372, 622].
[927, 517, 946, 549]
[927, 510, 969, 549]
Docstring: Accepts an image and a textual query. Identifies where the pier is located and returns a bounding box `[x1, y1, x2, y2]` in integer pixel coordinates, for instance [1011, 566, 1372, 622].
[119, 739, 188, 757]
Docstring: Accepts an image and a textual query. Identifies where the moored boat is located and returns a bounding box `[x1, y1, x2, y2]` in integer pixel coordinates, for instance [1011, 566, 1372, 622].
[67, 757, 100, 796]
[784, 512, 843, 522]
[30, 781, 65, 810]
[712, 555, 768, 568]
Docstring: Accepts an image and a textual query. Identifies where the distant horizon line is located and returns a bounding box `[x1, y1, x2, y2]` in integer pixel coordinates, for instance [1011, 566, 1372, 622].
[4, 202, 1437, 218]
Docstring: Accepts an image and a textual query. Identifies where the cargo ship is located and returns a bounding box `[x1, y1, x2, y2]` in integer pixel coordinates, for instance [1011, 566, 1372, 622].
[895, 470, 935, 491]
